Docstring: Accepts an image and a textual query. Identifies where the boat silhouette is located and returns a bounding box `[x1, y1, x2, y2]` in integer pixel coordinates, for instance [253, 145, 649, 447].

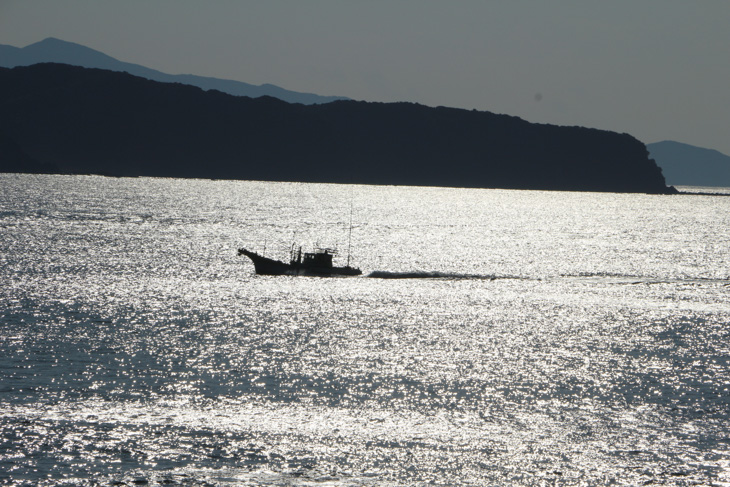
[238, 246, 362, 276]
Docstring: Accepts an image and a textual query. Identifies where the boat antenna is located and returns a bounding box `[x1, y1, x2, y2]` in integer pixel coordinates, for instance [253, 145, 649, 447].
[347, 202, 353, 267]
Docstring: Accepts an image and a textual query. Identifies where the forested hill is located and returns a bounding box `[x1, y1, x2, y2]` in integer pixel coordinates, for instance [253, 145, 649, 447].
[0, 63, 674, 194]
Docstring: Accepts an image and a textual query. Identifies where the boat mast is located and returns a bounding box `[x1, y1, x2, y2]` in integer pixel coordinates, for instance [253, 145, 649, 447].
[346, 203, 353, 267]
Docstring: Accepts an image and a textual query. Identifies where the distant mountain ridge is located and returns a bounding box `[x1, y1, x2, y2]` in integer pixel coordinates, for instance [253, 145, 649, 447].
[0, 63, 674, 194]
[647, 141, 730, 187]
[0, 37, 348, 105]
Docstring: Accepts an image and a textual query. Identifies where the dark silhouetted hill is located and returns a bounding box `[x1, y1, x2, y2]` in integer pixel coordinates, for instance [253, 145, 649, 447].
[0, 132, 59, 174]
[0, 63, 674, 193]
[647, 141, 730, 188]
[0, 37, 348, 105]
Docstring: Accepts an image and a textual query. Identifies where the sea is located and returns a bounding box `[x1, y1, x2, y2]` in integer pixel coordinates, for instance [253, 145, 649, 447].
[1, 173, 729, 486]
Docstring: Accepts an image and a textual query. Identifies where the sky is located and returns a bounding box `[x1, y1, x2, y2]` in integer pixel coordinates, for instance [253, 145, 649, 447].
[2, 0, 729, 155]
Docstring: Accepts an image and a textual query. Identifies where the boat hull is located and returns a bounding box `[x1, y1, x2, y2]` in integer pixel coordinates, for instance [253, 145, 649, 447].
[238, 248, 362, 276]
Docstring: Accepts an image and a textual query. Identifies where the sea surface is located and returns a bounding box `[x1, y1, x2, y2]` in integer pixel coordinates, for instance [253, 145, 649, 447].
[1, 174, 729, 486]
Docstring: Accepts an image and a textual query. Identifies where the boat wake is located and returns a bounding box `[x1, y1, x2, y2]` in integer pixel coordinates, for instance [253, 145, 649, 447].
[366, 270, 506, 280]
[365, 270, 730, 285]
[559, 272, 730, 286]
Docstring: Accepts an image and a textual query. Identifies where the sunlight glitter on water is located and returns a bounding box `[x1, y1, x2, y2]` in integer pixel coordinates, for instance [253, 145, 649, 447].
[1, 175, 730, 485]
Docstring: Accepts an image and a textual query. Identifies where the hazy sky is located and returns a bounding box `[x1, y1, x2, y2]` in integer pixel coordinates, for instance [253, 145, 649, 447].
[2, 1, 729, 155]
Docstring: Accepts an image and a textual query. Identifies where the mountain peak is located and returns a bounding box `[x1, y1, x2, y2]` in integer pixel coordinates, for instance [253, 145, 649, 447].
[4, 36, 121, 69]
[0, 37, 348, 105]
[34, 37, 71, 45]
[30, 37, 105, 54]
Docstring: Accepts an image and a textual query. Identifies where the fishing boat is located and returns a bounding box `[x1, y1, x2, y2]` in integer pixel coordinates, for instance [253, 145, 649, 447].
[238, 246, 362, 276]
[240, 206, 361, 276]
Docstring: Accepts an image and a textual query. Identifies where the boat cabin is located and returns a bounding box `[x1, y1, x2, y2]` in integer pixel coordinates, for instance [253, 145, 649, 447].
[302, 248, 335, 268]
